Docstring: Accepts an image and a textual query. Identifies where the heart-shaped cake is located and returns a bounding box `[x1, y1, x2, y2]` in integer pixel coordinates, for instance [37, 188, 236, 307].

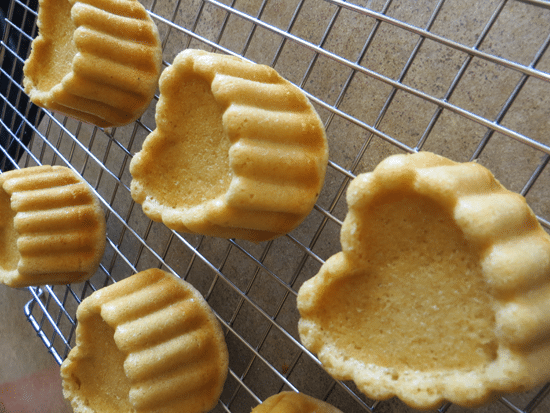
[129, 49, 328, 243]
[0, 165, 105, 287]
[251, 391, 343, 413]
[297, 152, 550, 409]
[23, 0, 162, 127]
[61, 268, 229, 413]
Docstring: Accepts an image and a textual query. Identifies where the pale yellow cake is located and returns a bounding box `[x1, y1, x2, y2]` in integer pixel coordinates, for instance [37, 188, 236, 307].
[297, 152, 550, 409]
[251, 391, 343, 413]
[130, 49, 328, 243]
[0, 165, 106, 287]
[23, 0, 162, 127]
[60, 268, 229, 413]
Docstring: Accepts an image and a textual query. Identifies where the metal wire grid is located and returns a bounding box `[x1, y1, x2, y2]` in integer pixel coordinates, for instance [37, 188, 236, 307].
[1, 0, 550, 411]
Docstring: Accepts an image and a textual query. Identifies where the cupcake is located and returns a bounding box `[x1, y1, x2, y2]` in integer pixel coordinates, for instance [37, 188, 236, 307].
[61, 268, 229, 413]
[23, 0, 162, 127]
[251, 391, 343, 413]
[297, 152, 550, 409]
[0, 165, 105, 287]
[130, 49, 328, 242]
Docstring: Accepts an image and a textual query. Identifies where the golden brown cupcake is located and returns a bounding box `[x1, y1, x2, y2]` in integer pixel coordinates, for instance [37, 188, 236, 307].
[0, 165, 105, 287]
[23, 0, 162, 127]
[251, 391, 343, 413]
[297, 152, 550, 409]
[130, 49, 328, 243]
[60, 268, 229, 413]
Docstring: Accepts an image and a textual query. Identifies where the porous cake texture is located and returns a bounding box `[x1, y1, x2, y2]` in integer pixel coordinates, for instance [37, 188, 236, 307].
[23, 0, 162, 127]
[130, 49, 328, 243]
[251, 391, 343, 413]
[297, 152, 550, 409]
[61, 268, 229, 413]
[0, 165, 105, 287]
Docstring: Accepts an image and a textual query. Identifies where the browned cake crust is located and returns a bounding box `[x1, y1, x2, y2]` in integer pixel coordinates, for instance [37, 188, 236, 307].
[297, 152, 550, 409]
[23, 0, 162, 127]
[130, 49, 328, 243]
[60, 268, 229, 413]
[0, 165, 106, 287]
[251, 391, 344, 413]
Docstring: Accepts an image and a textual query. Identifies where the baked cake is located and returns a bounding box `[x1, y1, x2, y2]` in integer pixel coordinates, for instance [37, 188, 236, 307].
[251, 391, 343, 413]
[0, 165, 105, 287]
[130, 49, 328, 243]
[297, 152, 550, 409]
[23, 0, 162, 127]
[60, 268, 229, 413]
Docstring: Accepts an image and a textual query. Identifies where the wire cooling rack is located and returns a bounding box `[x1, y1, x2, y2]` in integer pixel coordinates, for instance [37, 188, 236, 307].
[2, 0, 550, 411]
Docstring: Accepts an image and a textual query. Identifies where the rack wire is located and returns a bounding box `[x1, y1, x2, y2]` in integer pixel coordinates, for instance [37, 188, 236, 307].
[1, 0, 550, 411]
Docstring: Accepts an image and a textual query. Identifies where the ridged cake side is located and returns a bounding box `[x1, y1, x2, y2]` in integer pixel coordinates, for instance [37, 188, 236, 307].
[0, 165, 106, 287]
[251, 391, 344, 413]
[60, 268, 229, 413]
[130, 49, 328, 242]
[297, 152, 550, 409]
[23, 0, 162, 127]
